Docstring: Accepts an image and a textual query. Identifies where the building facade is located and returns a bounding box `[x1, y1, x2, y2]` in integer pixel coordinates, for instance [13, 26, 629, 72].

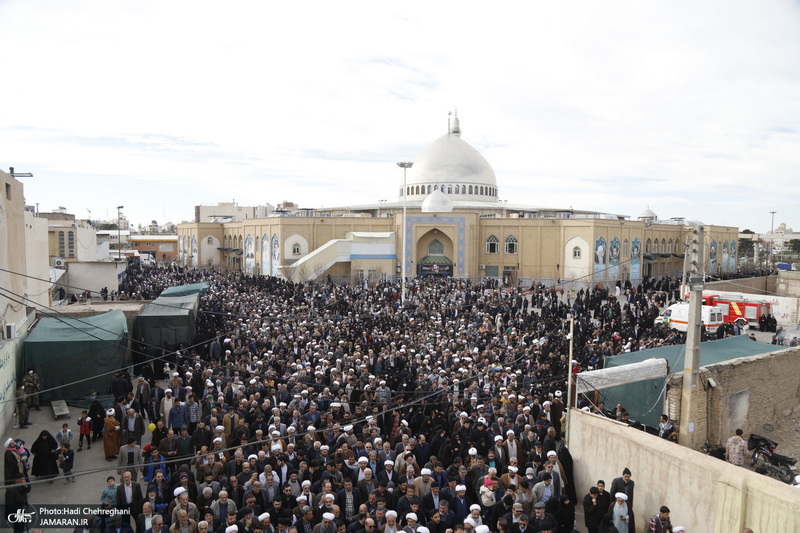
[178, 116, 738, 286]
[0, 169, 50, 435]
[126, 234, 178, 263]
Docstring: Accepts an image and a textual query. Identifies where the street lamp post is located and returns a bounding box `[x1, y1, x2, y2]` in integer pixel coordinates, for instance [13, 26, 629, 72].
[397, 162, 413, 306]
[770, 211, 777, 270]
[117, 206, 124, 261]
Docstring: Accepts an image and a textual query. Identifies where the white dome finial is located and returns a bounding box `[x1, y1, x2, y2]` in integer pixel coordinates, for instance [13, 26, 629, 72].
[449, 109, 460, 136]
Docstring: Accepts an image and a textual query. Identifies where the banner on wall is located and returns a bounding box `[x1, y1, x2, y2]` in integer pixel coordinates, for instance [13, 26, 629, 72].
[261, 236, 270, 275]
[609, 237, 621, 280]
[245, 235, 255, 274]
[709, 239, 717, 274]
[722, 240, 729, 273]
[594, 237, 607, 280]
[630, 238, 641, 279]
[419, 263, 453, 276]
[271, 234, 280, 276]
[191, 236, 198, 266]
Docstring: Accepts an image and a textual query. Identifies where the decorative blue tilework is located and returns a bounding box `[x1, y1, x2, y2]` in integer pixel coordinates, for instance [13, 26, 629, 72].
[405, 216, 466, 275]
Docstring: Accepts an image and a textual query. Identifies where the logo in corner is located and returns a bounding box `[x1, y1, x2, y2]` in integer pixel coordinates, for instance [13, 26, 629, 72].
[7, 505, 36, 525]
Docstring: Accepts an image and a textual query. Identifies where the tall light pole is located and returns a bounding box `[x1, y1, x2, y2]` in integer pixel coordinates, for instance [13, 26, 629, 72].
[117, 206, 125, 260]
[397, 162, 413, 306]
[770, 211, 776, 270]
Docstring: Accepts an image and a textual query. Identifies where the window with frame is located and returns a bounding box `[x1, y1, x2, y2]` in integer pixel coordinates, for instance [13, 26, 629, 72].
[505, 235, 518, 254]
[207, 236, 213, 245]
[292, 243, 301, 255]
[486, 235, 499, 254]
[428, 239, 444, 255]
[58, 231, 65, 257]
[573, 246, 581, 259]
[623, 239, 629, 257]
[646, 239, 652, 253]
[67, 231, 75, 258]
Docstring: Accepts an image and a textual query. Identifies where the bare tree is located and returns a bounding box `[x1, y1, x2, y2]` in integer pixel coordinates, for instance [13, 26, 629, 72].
[280, 263, 296, 282]
[295, 263, 311, 283]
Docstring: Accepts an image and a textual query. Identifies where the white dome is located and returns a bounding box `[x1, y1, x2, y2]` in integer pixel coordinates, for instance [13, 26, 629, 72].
[638, 208, 657, 220]
[400, 116, 498, 203]
[421, 189, 454, 213]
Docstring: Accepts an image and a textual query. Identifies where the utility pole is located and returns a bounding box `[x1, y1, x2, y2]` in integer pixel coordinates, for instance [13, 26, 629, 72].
[679, 225, 704, 448]
[565, 313, 575, 446]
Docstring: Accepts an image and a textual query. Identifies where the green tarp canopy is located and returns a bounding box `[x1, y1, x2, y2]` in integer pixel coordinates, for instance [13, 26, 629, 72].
[133, 294, 198, 349]
[602, 335, 785, 428]
[159, 282, 209, 297]
[22, 310, 128, 402]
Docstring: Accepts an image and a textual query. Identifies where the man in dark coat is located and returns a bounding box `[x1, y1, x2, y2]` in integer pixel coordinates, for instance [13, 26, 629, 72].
[583, 487, 604, 533]
[117, 470, 144, 524]
[609, 468, 635, 506]
[4, 473, 31, 533]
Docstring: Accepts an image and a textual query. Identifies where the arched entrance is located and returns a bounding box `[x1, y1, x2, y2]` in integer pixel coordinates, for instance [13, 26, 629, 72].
[417, 235, 454, 276]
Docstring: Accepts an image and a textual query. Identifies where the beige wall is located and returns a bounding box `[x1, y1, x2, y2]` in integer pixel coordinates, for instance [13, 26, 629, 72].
[177, 214, 739, 284]
[62, 262, 126, 299]
[708, 275, 776, 294]
[679, 346, 800, 448]
[25, 210, 52, 310]
[569, 409, 800, 533]
[776, 271, 800, 297]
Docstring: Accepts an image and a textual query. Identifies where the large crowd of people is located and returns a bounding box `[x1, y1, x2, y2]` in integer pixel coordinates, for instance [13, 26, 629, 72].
[7, 264, 712, 533]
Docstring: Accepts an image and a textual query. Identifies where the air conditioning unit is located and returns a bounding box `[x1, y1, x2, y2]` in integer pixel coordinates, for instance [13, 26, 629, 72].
[478, 264, 486, 270]
[52, 257, 66, 268]
[5, 323, 16, 340]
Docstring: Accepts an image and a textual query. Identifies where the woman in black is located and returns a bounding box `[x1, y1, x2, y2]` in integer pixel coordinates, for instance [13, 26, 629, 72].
[30, 430, 59, 481]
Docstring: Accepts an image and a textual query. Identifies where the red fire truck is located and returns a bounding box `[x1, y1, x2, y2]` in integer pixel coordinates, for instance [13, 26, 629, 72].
[700, 294, 771, 325]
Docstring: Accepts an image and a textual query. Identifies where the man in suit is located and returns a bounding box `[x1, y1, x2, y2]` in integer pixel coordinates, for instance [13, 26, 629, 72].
[118, 438, 143, 481]
[422, 481, 450, 515]
[135, 378, 152, 417]
[137, 501, 158, 533]
[508, 513, 536, 533]
[337, 478, 363, 523]
[144, 514, 168, 533]
[609, 468, 635, 506]
[117, 471, 144, 525]
[536, 462, 561, 496]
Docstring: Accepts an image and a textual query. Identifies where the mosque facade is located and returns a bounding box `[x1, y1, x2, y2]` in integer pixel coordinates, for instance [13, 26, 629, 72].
[177, 116, 738, 288]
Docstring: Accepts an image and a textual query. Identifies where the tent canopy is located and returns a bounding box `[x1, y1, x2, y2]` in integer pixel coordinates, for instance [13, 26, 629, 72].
[576, 359, 669, 395]
[159, 282, 209, 297]
[134, 294, 198, 350]
[601, 335, 785, 427]
[22, 309, 128, 402]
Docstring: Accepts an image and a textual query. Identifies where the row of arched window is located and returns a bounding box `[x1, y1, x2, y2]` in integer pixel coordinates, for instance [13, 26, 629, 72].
[404, 184, 497, 196]
[486, 235, 517, 254]
[645, 238, 677, 254]
[222, 235, 302, 255]
[223, 235, 243, 249]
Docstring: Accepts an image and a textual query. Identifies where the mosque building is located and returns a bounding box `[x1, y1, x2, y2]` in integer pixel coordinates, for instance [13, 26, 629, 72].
[177, 115, 738, 288]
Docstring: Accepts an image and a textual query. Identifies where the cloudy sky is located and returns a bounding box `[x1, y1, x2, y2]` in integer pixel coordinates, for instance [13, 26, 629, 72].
[2, 1, 799, 234]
